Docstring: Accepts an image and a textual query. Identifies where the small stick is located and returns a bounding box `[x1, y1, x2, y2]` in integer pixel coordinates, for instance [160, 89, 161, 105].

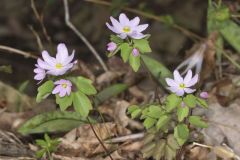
[0, 45, 38, 59]
[192, 142, 212, 149]
[104, 132, 144, 143]
[86, 117, 113, 160]
[29, 25, 44, 52]
[63, 0, 108, 72]
[31, 0, 52, 47]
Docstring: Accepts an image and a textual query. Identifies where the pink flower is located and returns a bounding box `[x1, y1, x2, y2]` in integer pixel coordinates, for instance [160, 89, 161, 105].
[52, 79, 72, 97]
[36, 43, 75, 76]
[166, 70, 198, 96]
[34, 64, 46, 82]
[132, 48, 139, 56]
[107, 42, 117, 52]
[106, 13, 148, 39]
[200, 92, 208, 99]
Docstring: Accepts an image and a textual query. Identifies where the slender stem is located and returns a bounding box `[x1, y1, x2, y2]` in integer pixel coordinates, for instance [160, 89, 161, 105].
[0, 45, 38, 59]
[47, 148, 53, 160]
[86, 117, 113, 160]
[192, 142, 212, 149]
[104, 132, 145, 143]
[63, 0, 108, 72]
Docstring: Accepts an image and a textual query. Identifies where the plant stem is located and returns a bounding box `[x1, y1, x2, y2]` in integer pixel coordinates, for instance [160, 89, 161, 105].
[86, 117, 113, 160]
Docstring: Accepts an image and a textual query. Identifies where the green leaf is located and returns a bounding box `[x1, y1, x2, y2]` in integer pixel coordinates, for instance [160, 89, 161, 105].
[73, 91, 92, 117]
[174, 124, 189, 145]
[165, 94, 181, 112]
[94, 83, 128, 106]
[44, 133, 51, 143]
[131, 108, 142, 119]
[36, 80, 54, 103]
[133, 39, 151, 53]
[148, 105, 164, 118]
[18, 111, 90, 135]
[36, 149, 46, 158]
[189, 116, 208, 128]
[144, 117, 157, 129]
[183, 94, 197, 108]
[196, 98, 208, 108]
[120, 43, 132, 62]
[127, 105, 139, 114]
[71, 76, 97, 95]
[220, 20, 240, 53]
[156, 115, 170, 130]
[56, 94, 73, 111]
[177, 107, 189, 122]
[36, 139, 48, 148]
[129, 52, 141, 72]
[141, 55, 172, 86]
[110, 34, 123, 44]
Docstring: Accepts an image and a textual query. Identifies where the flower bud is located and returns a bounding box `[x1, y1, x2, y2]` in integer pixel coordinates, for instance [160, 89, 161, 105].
[200, 91, 208, 99]
[107, 42, 117, 52]
[132, 48, 139, 57]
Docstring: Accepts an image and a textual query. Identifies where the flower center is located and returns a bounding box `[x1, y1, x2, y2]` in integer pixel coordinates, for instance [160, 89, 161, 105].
[61, 83, 67, 88]
[55, 63, 63, 69]
[179, 83, 185, 89]
[123, 26, 131, 33]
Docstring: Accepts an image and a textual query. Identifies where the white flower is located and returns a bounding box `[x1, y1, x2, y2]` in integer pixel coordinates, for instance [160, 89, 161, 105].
[106, 13, 148, 39]
[36, 43, 75, 76]
[166, 70, 198, 96]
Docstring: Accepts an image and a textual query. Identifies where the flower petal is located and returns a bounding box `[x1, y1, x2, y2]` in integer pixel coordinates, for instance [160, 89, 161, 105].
[42, 51, 56, 66]
[119, 13, 129, 25]
[66, 87, 71, 95]
[56, 43, 69, 63]
[166, 78, 178, 87]
[130, 16, 140, 26]
[173, 70, 183, 84]
[129, 32, 146, 39]
[106, 23, 121, 34]
[118, 33, 127, 39]
[175, 89, 184, 96]
[59, 89, 67, 97]
[184, 88, 196, 94]
[186, 74, 198, 87]
[63, 50, 75, 65]
[184, 70, 192, 84]
[37, 58, 51, 70]
[168, 86, 178, 93]
[135, 24, 148, 32]
[110, 16, 122, 32]
[52, 85, 62, 94]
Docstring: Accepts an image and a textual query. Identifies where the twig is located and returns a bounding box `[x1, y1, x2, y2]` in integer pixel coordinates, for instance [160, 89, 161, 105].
[31, 0, 52, 47]
[221, 50, 240, 70]
[0, 45, 38, 59]
[63, 0, 108, 72]
[84, 0, 204, 41]
[86, 117, 113, 160]
[192, 142, 212, 149]
[104, 132, 144, 143]
[29, 25, 44, 52]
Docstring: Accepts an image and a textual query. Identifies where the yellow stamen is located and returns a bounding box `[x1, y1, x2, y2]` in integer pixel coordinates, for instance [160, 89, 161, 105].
[179, 83, 185, 89]
[123, 26, 131, 33]
[61, 83, 67, 88]
[55, 63, 63, 69]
